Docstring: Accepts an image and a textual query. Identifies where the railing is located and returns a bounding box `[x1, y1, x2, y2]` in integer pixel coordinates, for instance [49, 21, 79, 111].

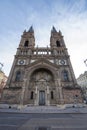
[33, 47, 51, 55]
[17, 47, 65, 56]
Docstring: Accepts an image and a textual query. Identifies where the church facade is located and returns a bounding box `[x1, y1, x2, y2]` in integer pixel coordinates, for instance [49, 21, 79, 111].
[1, 26, 82, 105]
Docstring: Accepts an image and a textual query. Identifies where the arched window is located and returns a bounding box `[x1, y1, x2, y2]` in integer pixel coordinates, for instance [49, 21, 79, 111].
[15, 71, 21, 82]
[30, 91, 34, 99]
[62, 70, 69, 81]
[24, 40, 29, 47]
[56, 40, 61, 47]
[51, 91, 54, 99]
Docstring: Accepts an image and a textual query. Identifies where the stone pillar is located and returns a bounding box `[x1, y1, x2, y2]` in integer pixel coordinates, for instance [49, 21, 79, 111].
[46, 86, 50, 105]
[28, 49, 32, 55]
[58, 79, 64, 104]
[47, 46, 49, 55]
[20, 78, 27, 105]
[53, 49, 58, 55]
[34, 86, 38, 105]
[36, 46, 38, 55]
[55, 79, 60, 104]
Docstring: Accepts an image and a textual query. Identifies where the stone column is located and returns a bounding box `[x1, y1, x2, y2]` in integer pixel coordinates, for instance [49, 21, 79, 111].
[55, 79, 60, 104]
[34, 86, 38, 105]
[20, 78, 27, 105]
[58, 79, 64, 104]
[36, 46, 38, 55]
[46, 86, 50, 105]
[28, 49, 32, 55]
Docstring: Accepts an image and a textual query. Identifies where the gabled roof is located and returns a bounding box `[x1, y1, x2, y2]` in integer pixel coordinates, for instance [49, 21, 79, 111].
[27, 58, 59, 70]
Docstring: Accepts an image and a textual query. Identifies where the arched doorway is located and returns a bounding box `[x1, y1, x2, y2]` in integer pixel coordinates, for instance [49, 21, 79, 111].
[30, 68, 55, 105]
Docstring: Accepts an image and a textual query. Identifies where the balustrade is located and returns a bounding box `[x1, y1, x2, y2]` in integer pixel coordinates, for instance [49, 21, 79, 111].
[17, 47, 65, 56]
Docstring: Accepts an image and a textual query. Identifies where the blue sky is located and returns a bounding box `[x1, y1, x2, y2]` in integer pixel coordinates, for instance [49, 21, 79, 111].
[0, 0, 87, 78]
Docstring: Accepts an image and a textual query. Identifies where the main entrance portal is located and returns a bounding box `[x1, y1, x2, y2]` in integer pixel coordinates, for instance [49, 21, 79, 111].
[39, 91, 45, 105]
[30, 68, 55, 105]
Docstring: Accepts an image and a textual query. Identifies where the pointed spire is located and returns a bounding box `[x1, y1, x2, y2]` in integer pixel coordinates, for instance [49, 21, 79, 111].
[28, 26, 34, 33]
[51, 26, 57, 33]
[23, 29, 26, 34]
[59, 30, 62, 35]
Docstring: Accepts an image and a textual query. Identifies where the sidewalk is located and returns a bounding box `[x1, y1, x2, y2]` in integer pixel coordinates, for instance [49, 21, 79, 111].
[0, 104, 87, 113]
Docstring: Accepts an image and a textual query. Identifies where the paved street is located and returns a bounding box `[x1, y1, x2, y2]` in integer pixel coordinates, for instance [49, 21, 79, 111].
[0, 112, 87, 130]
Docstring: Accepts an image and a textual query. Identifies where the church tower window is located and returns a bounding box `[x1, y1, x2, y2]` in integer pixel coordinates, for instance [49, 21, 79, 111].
[30, 91, 34, 99]
[56, 40, 61, 47]
[62, 70, 69, 81]
[15, 71, 21, 82]
[51, 91, 54, 99]
[24, 40, 29, 47]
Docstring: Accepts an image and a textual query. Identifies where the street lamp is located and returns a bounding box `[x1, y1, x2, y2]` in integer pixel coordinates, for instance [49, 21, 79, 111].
[0, 62, 4, 71]
[84, 59, 87, 67]
[84, 59, 87, 103]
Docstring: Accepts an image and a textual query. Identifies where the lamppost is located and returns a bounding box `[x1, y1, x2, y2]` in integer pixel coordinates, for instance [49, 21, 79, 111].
[0, 63, 4, 99]
[0, 62, 4, 71]
[84, 59, 87, 67]
[84, 59, 87, 103]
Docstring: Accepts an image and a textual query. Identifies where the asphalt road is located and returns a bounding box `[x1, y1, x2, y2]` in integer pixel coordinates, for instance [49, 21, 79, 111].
[0, 112, 87, 130]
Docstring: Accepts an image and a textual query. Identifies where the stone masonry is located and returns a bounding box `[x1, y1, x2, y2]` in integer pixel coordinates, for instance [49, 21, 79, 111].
[1, 26, 83, 105]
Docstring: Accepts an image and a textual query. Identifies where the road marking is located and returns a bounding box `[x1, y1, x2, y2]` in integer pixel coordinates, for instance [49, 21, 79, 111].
[0, 124, 18, 127]
[0, 117, 28, 119]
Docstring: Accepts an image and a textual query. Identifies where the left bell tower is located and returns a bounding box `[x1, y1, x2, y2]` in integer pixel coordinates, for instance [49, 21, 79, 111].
[1, 26, 35, 104]
[19, 26, 35, 49]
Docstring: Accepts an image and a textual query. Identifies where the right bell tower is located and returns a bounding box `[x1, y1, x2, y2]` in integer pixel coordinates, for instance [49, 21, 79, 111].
[50, 26, 82, 103]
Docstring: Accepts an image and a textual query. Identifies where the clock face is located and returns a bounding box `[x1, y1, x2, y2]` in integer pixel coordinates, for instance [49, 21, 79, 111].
[18, 60, 25, 65]
[60, 60, 65, 65]
[19, 60, 24, 64]
[59, 59, 66, 65]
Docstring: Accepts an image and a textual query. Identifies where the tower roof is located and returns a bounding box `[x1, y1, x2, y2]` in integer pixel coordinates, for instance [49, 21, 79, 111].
[51, 26, 57, 33]
[59, 30, 62, 35]
[28, 26, 34, 33]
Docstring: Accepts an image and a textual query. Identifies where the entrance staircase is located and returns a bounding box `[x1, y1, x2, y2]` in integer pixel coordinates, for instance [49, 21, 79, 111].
[21, 105, 66, 113]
